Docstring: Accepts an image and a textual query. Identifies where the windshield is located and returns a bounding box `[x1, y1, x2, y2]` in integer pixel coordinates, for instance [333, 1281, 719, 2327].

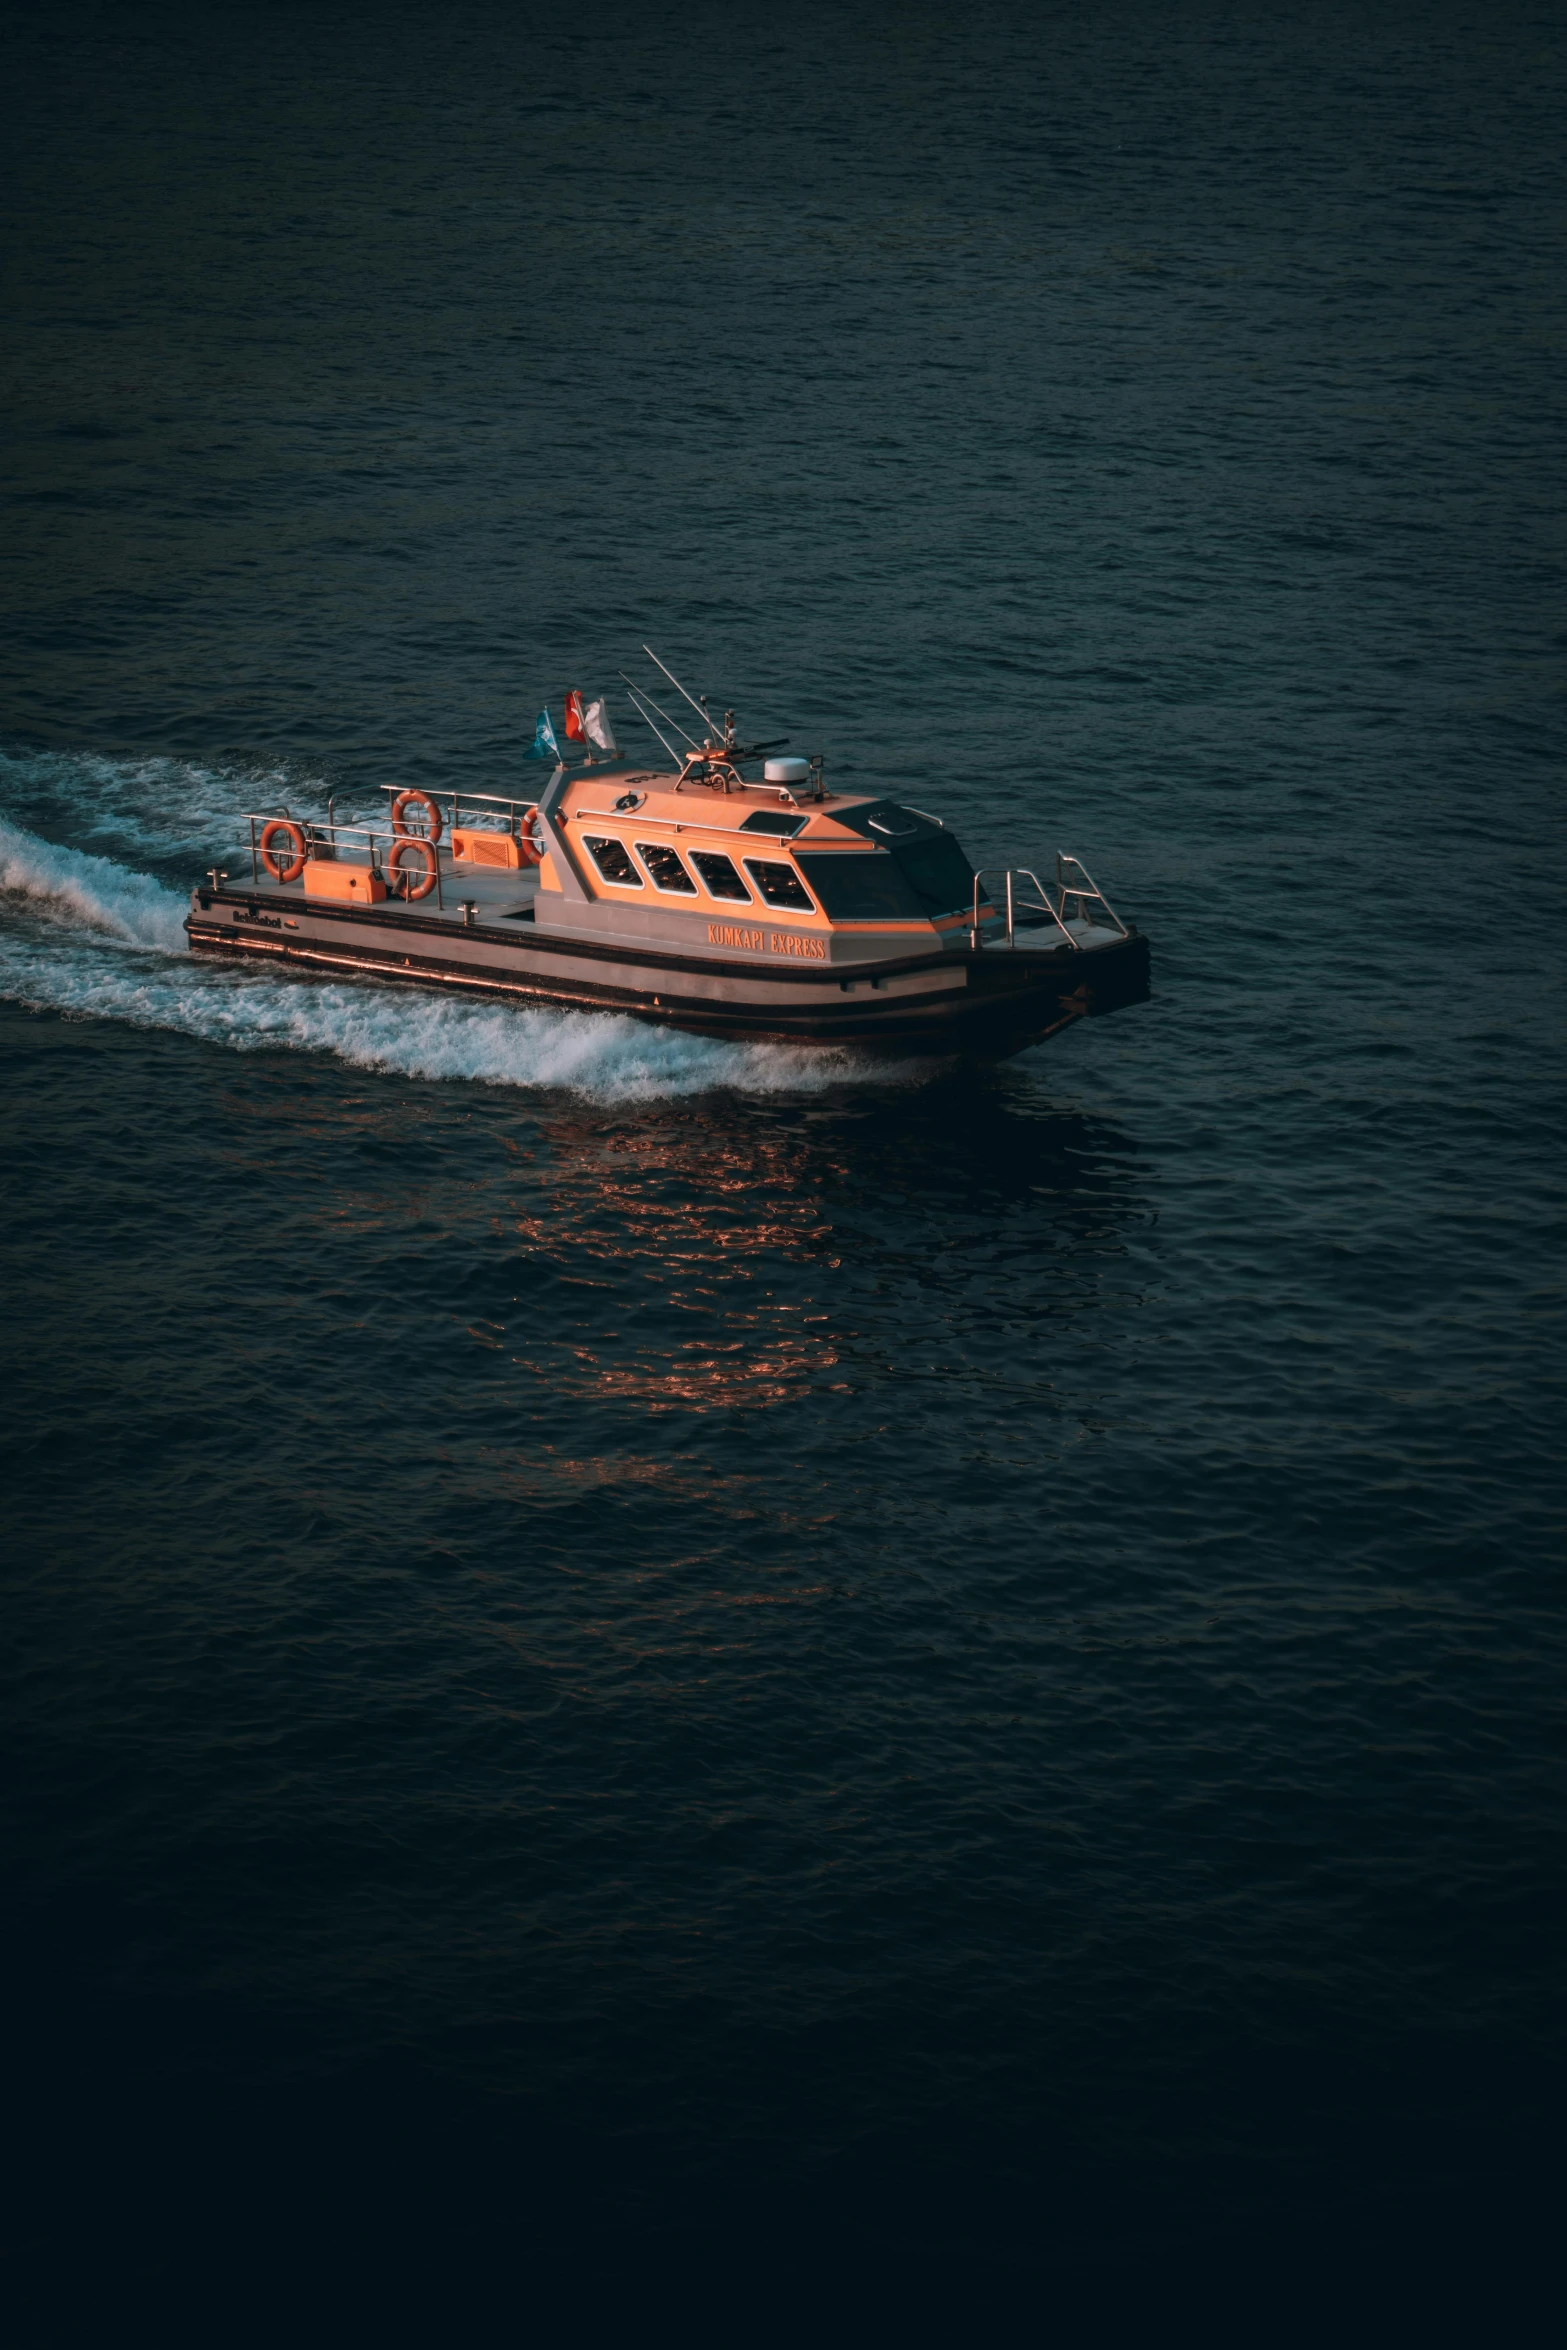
[794, 855, 923, 921]
[835, 802, 975, 917]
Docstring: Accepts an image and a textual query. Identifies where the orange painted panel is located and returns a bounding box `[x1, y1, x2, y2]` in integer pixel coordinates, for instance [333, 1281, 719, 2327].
[452, 829, 523, 869]
[303, 862, 387, 903]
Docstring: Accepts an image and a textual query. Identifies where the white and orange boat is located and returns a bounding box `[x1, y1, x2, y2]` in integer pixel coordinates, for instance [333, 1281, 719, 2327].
[185, 655, 1150, 1059]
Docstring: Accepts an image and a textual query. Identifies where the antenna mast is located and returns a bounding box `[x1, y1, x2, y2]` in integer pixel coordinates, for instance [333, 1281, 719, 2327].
[619, 673, 701, 750]
[643, 646, 724, 745]
[619, 688, 684, 767]
[619, 674, 701, 764]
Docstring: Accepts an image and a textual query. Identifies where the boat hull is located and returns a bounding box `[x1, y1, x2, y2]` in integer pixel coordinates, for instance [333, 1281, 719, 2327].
[184, 888, 1150, 1060]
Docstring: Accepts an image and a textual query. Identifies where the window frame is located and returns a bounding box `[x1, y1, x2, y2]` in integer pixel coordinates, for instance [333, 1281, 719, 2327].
[742, 856, 818, 914]
[792, 851, 926, 922]
[582, 834, 645, 889]
[634, 840, 698, 896]
[832, 801, 977, 917]
[689, 849, 753, 904]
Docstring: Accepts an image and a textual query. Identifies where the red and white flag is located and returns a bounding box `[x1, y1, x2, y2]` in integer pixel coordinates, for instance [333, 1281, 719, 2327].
[565, 690, 618, 754]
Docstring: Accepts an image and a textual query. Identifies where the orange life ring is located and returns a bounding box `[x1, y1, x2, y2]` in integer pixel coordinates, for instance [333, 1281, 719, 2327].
[390, 788, 443, 845]
[387, 836, 438, 900]
[259, 818, 307, 883]
[516, 805, 546, 867]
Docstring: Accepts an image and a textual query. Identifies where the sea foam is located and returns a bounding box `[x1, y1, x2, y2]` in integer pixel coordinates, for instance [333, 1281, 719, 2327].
[0, 819, 191, 952]
[0, 813, 904, 1101]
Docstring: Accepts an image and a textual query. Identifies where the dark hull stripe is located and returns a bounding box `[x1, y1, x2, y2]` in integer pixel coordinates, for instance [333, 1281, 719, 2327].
[184, 904, 1149, 1055]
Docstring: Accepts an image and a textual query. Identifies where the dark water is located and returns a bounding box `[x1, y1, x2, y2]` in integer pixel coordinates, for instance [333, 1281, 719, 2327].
[3, 1, 1564, 2330]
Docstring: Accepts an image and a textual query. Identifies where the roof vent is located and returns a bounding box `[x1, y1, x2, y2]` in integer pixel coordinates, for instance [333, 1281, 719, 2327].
[763, 757, 810, 786]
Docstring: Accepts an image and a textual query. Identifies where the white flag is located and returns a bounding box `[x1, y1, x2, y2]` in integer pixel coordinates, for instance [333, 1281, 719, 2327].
[583, 696, 618, 755]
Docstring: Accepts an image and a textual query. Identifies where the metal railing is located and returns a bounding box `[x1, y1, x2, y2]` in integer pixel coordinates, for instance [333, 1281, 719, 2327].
[1054, 853, 1129, 938]
[968, 855, 1128, 950]
[371, 784, 541, 833]
[235, 784, 565, 910]
[241, 811, 450, 909]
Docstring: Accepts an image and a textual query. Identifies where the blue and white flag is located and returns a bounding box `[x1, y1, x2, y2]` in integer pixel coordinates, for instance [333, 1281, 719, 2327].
[524, 707, 561, 762]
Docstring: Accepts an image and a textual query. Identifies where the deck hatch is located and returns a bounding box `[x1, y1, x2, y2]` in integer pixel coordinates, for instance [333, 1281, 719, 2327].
[739, 811, 807, 838]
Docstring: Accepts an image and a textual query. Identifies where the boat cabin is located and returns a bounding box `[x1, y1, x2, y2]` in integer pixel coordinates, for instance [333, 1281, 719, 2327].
[533, 753, 993, 967]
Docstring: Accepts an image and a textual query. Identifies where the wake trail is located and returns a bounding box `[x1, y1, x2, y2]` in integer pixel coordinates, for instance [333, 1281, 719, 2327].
[0, 817, 909, 1102]
[0, 819, 190, 951]
[0, 743, 314, 867]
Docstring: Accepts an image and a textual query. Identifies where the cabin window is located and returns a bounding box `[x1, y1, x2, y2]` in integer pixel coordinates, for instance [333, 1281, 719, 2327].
[690, 851, 751, 902]
[793, 854, 924, 921]
[636, 842, 696, 894]
[739, 811, 807, 838]
[584, 835, 643, 887]
[744, 859, 815, 913]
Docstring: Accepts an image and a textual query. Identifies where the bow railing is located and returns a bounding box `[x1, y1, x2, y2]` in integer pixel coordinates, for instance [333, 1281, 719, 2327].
[969, 856, 1128, 950]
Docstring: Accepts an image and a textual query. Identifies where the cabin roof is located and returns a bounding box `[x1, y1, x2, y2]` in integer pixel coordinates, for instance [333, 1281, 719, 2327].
[555, 764, 909, 846]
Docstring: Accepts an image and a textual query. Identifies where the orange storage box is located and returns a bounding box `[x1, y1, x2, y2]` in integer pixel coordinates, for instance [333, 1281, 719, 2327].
[303, 861, 387, 904]
[452, 828, 523, 869]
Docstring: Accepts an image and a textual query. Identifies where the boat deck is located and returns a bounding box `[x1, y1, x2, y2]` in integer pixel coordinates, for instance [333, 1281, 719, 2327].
[229, 858, 1129, 954]
[231, 854, 538, 920]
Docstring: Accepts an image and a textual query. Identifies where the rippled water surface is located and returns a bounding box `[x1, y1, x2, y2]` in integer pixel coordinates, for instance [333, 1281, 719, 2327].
[3, 0, 1564, 2325]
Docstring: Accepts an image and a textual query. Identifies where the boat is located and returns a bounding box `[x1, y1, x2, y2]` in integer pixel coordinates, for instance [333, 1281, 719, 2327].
[184, 654, 1150, 1059]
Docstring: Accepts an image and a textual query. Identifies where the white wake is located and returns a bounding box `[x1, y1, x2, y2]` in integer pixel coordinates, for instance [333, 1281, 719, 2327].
[0, 818, 191, 951]
[0, 809, 903, 1101]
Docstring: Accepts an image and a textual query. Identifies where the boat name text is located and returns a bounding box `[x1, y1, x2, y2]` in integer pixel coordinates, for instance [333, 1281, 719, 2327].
[708, 922, 827, 960]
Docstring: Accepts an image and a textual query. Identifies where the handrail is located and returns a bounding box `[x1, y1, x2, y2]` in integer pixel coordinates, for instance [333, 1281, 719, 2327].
[966, 861, 1128, 950]
[242, 812, 449, 909]
[365, 779, 807, 844]
[568, 808, 803, 843]
[1056, 854, 1129, 937]
[373, 783, 535, 835]
[1013, 869, 1079, 947]
[968, 871, 1004, 951]
[972, 866, 1075, 950]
